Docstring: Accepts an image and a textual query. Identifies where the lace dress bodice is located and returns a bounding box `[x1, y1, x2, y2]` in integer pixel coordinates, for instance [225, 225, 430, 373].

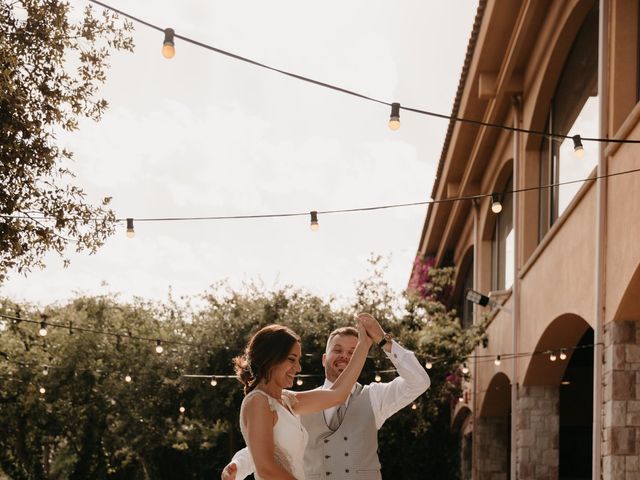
[239, 389, 308, 479]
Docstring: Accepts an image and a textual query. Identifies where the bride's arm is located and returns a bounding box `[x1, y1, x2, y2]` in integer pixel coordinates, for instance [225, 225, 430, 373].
[292, 314, 373, 416]
[242, 394, 297, 480]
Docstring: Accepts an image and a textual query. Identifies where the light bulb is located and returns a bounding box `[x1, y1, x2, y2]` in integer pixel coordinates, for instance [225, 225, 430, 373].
[388, 102, 401, 131]
[491, 194, 502, 214]
[309, 211, 319, 231]
[296, 378, 303, 386]
[374, 374, 382, 382]
[179, 406, 186, 414]
[411, 403, 417, 410]
[459, 396, 464, 403]
[38, 321, 48, 337]
[425, 361, 433, 370]
[125, 374, 132, 383]
[572, 135, 584, 158]
[126, 218, 135, 239]
[155, 340, 164, 354]
[210, 378, 217, 386]
[494, 355, 501, 366]
[162, 28, 175, 59]
[560, 349, 567, 360]
[550, 352, 557, 362]
[43, 366, 49, 376]
[462, 364, 469, 375]
[39, 387, 46, 394]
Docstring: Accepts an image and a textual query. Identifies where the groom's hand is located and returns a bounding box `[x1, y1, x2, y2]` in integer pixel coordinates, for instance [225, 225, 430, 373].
[221, 462, 237, 480]
[357, 313, 385, 345]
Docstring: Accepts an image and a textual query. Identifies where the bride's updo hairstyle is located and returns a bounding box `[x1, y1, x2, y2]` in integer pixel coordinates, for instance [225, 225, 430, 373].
[234, 324, 301, 395]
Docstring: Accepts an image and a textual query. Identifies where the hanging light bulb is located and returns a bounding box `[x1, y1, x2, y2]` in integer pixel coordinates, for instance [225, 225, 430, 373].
[38, 321, 48, 337]
[39, 387, 46, 394]
[309, 211, 319, 231]
[210, 378, 218, 386]
[296, 377, 303, 386]
[494, 355, 501, 366]
[425, 361, 433, 370]
[43, 365, 49, 376]
[572, 135, 584, 159]
[462, 364, 469, 375]
[374, 374, 382, 382]
[458, 396, 464, 403]
[411, 403, 417, 410]
[560, 349, 567, 360]
[491, 194, 503, 214]
[125, 374, 132, 383]
[550, 352, 557, 362]
[155, 339, 164, 354]
[126, 218, 135, 239]
[162, 28, 176, 59]
[179, 406, 186, 414]
[388, 102, 401, 131]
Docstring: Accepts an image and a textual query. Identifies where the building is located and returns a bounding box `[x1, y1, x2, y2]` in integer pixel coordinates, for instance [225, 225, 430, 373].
[411, 1, 640, 478]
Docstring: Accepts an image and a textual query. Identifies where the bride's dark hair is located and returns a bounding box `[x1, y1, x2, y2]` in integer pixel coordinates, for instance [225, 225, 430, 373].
[234, 324, 301, 395]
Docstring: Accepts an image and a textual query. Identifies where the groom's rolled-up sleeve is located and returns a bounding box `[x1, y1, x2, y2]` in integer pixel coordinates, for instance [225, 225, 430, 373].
[368, 340, 431, 429]
[231, 447, 254, 479]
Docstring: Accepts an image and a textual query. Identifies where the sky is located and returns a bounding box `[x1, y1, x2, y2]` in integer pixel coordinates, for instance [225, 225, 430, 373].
[1, 0, 479, 307]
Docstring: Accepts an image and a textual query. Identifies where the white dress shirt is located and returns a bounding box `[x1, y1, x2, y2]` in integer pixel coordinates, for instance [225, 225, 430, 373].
[230, 340, 430, 478]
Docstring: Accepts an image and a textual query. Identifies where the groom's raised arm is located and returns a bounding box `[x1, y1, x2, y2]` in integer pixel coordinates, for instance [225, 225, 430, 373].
[221, 448, 254, 480]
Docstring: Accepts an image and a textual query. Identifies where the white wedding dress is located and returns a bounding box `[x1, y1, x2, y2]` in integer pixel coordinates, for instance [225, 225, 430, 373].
[240, 389, 308, 479]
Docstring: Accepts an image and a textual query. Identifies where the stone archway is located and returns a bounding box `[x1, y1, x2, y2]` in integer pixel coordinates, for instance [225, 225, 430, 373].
[476, 373, 511, 480]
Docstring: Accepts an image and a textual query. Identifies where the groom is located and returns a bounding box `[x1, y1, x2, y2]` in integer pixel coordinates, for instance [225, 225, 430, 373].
[221, 314, 430, 480]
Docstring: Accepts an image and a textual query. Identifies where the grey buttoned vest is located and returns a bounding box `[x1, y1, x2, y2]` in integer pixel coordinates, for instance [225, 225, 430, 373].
[301, 383, 382, 480]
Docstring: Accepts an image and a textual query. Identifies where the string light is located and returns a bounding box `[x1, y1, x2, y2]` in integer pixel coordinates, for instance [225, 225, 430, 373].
[296, 378, 303, 386]
[549, 352, 557, 362]
[388, 103, 401, 131]
[494, 355, 501, 366]
[155, 339, 164, 354]
[38, 321, 48, 337]
[179, 405, 186, 414]
[572, 135, 585, 158]
[374, 374, 382, 382]
[411, 403, 417, 410]
[126, 218, 135, 238]
[39, 387, 46, 394]
[425, 361, 433, 370]
[491, 194, 503, 214]
[560, 349, 567, 360]
[461, 364, 469, 375]
[210, 378, 217, 386]
[85, 1, 640, 147]
[162, 28, 175, 59]
[309, 211, 319, 231]
[125, 374, 132, 382]
[42, 365, 49, 376]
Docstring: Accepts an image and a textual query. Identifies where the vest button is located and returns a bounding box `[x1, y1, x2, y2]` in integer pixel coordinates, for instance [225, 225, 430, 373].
[344, 436, 348, 441]
[345, 469, 350, 473]
[345, 452, 349, 456]
[324, 439, 329, 443]
[325, 455, 330, 459]
[326, 472, 331, 476]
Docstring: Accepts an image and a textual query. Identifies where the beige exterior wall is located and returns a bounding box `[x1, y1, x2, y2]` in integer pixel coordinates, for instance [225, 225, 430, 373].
[413, 0, 640, 478]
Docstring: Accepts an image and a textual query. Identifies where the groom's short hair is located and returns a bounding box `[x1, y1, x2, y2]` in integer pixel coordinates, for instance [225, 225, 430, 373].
[325, 326, 358, 351]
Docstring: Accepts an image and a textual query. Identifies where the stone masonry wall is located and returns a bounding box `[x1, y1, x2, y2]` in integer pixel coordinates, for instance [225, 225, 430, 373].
[602, 320, 640, 479]
[475, 416, 509, 480]
[516, 385, 559, 480]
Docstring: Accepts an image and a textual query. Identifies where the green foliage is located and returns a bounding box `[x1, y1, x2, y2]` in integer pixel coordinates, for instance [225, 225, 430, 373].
[0, 1, 134, 283]
[0, 259, 485, 479]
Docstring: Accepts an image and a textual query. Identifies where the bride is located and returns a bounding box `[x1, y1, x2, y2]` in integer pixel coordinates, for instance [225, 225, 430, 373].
[233, 315, 372, 479]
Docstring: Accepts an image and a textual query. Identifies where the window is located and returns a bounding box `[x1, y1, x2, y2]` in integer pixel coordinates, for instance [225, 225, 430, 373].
[459, 258, 474, 329]
[539, 2, 599, 238]
[492, 175, 514, 291]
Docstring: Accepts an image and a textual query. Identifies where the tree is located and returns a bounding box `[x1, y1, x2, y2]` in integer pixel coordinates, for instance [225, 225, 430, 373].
[0, 0, 134, 283]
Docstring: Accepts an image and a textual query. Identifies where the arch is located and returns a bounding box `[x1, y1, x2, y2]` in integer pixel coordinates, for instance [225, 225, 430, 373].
[612, 261, 640, 321]
[452, 246, 474, 300]
[524, 0, 596, 151]
[452, 404, 472, 433]
[479, 372, 511, 417]
[523, 313, 592, 386]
